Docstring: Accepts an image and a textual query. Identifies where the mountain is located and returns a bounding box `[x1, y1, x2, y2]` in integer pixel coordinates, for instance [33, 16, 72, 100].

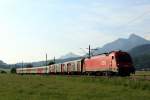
[0, 60, 7, 65]
[92, 34, 150, 70]
[13, 53, 81, 68]
[59, 52, 80, 59]
[129, 44, 150, 57]
[0, 60, 9, 69]
[129, 44, 150, 70]
[94, 34, 150, 54]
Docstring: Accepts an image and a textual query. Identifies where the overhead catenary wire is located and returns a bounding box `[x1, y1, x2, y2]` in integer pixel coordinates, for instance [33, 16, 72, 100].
[118, 10, 150, 29]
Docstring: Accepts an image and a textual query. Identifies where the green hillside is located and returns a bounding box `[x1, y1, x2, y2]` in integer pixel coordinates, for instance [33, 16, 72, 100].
[129, 44, 150, 70]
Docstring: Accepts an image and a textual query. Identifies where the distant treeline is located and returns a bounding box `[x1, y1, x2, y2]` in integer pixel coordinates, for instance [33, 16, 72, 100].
[132, 54, 150, 70]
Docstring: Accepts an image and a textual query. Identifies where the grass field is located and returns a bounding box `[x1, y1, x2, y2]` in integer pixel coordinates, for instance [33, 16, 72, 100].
[0, 74, 150, 100]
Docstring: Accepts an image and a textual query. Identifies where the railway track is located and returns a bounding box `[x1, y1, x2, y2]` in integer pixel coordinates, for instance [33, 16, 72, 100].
[130, 75, 150, 81]
[60, 74, 150, 81]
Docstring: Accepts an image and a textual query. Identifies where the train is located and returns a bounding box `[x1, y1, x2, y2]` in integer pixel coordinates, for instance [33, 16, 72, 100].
[16, 51, 135, 76]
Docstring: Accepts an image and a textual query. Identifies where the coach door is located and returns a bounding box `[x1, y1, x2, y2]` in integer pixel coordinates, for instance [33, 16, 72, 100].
[61, 64, 65, 73]
[77, 61, 81, 72]
[67, 63, 71, 73]
[81, 59, 85, 73]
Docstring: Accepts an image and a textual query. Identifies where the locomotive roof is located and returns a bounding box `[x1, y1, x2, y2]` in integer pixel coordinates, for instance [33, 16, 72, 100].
[90, 50, 125, 57]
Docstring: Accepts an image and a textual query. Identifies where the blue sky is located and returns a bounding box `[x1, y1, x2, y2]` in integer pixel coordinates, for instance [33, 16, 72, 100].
[0, 0, 150, 63]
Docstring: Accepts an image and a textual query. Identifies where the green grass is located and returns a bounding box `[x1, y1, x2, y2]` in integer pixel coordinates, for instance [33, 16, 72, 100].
[0, 74, 150, 100]
[134, 71, 150, 75]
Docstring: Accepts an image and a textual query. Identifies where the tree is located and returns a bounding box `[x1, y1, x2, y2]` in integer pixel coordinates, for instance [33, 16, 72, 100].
[48, 61, 55, 65]
[0, 70, 7, 74]
[26, 64, 33, 68]
[10, 68, 16, 73]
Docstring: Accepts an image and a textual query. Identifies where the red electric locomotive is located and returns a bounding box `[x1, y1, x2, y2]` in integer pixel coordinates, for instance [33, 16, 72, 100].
[83, 51, 135, 76]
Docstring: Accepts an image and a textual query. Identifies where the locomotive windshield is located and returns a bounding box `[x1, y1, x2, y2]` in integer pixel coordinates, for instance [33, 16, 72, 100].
[117, 54, 132, 63]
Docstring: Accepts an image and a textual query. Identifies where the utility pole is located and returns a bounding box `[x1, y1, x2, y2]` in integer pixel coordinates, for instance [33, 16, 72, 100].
[54, 56, 56, 64]
[22, 61, 23, 75]
[80, 45, 97, 58]
[46, 53, 48, 75]
[89, 45, 91, 58]
[87, 45, 98, 58]
[46, 53, 47, 66]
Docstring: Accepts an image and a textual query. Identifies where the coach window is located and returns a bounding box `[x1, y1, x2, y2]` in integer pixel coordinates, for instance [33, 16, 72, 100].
[112, 56, 114, 59]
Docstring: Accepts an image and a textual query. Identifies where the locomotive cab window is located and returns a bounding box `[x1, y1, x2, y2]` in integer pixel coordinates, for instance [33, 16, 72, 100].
[112, 56, 114, 59]
[117, 54, 132, 62]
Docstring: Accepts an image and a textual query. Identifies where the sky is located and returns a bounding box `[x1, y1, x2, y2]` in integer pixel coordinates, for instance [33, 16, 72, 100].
[0, 0, 150, 64]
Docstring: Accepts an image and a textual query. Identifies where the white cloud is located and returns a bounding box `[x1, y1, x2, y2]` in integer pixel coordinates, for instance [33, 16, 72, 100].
[144, 34, 150, 40]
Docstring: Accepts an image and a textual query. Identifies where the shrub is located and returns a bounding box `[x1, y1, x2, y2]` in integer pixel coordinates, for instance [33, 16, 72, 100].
[10, 68, 16, 73]
[0, 70, 7, 74]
